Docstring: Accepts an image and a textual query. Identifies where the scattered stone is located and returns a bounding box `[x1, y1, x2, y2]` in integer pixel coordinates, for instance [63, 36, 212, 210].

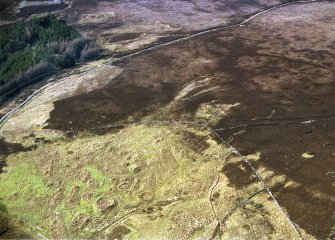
[301, 152, 315, 159]
[117, 181, 127, 189]
[50, 189, 64, 208]
[8, 192, 19, 201]
[46, 180, 54, 187]
[80, 169, 91, 182]
[304, 127, 313, 134]
[68, 186, 80, 206]
[71, 213, 91, 229]
[154, 137, 164, 143]
[81, 192, 94, 201]
[96, 198, 117, 213]
[212, 192, 220, 199]
[87, 179, 98, 188]
[133, 166, 141, 173]
[143, 207, 155, 214]
[108, 225, 131, 240]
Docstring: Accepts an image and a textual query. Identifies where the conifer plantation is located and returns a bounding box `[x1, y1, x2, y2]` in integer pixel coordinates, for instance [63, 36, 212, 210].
[0, 14, 99, 97]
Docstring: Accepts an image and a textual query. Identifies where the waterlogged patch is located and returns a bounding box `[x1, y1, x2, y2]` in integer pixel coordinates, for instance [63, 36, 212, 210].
[195, 101, 240, 125]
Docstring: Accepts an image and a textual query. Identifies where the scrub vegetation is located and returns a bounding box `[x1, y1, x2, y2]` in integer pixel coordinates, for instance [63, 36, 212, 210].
[0, 14, 100, 97]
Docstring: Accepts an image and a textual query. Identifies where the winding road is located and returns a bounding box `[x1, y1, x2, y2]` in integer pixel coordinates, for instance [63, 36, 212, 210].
[0, 0, 318, 129]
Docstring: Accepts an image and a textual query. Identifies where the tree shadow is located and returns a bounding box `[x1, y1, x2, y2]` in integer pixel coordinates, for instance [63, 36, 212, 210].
[0, 202, 32, 239]
[0, 138, 32, 173]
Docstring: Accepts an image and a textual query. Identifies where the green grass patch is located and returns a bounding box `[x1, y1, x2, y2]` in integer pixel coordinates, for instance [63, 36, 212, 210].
[0, 162, 49, 235]
[0, 162, 47, 205]
[55, 165, 112, 234]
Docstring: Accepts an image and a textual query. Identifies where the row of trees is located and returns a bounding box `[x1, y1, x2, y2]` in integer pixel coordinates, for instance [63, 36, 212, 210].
[0, 15, 79, 61]
[0, 15, 100, 97]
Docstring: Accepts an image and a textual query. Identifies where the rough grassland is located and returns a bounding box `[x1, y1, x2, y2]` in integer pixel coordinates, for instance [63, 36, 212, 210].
[0, 123, 300, 239]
